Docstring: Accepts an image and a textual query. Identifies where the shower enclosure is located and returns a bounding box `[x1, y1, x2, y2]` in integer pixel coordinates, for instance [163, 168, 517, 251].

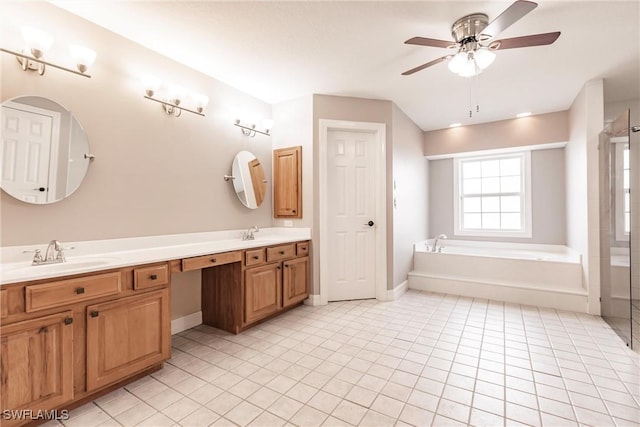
[600, 110, 638, 349]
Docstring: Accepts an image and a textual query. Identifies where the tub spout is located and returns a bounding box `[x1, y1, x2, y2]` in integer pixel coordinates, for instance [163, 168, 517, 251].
[433, 234, 447, 253]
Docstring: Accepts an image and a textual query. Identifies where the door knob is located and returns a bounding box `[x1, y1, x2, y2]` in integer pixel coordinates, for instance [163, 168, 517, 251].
[365, 220, 375, 227]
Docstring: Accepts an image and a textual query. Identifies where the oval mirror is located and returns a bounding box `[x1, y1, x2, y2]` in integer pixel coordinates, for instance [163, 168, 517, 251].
[230, 151, 267, 209]
[0, 96, 92, 204]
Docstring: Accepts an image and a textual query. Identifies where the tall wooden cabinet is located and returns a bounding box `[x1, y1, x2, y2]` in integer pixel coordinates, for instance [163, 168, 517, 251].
[273, 146, 302, 218]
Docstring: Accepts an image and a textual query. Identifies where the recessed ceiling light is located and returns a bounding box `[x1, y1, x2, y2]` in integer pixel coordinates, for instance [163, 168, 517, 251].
[449, 123, 462, 128]
[516, 112, 532, 118]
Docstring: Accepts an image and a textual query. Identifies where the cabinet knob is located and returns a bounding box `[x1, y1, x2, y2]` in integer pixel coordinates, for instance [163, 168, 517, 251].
[90, 310, 99, 318]
[253, 256, 260, 260]
[76, 287, 85, 295]
[279, 251, 285, 255]
[150, 274, 158, 280]
[284, 264, 289, 268]
[292, 210, 296, 213]
[39, 326, 48, 334]
[211, 258, 217, 263]
[64, 317, 74, 325]
[277, 266, 281, 270]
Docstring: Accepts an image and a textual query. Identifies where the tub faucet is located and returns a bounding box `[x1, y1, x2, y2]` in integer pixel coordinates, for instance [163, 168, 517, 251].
[433, 234, 447, 253]
[242, 226, 260, 241]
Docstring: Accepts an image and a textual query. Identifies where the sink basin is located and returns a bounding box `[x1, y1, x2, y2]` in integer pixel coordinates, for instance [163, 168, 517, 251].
[1, 257, 120, 275]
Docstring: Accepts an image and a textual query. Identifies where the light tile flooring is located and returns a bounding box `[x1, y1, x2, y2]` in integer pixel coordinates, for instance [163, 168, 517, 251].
[51, 290, 640, 427]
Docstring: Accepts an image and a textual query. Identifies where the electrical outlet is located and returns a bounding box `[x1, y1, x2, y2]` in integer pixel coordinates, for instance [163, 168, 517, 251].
[283, 220, 293, 227]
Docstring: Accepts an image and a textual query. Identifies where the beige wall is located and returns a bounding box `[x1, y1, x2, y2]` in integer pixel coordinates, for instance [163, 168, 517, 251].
[566, 79, 604, 315]
[1, 3, 274, 320]
[424, 111, 569, 157]
[429, 148, 566, 245]
[391, 104, 428, 287]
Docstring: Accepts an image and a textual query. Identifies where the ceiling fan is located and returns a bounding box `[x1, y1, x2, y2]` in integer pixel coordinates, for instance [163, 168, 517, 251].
[402, 0, 560, 77]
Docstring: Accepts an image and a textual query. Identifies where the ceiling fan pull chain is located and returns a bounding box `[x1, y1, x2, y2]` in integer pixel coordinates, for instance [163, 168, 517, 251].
[476, 72, 480, 113]
[469, 78, 473, 118]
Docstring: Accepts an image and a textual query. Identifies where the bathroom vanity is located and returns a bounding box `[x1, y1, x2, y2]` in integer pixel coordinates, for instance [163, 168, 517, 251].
[0, 229, 310, 426]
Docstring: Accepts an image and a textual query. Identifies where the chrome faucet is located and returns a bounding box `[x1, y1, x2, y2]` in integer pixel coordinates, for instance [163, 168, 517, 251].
[24, 240, 73, 266]
[242, 226, 260, 241]
[45, 239, 62, 262]
[433, 234, 447, 253]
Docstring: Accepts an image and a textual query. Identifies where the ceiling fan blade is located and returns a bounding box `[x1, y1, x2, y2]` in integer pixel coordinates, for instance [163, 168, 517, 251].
[482, 0, 538, 38]
[490, 31, 560, 50]
[404, 37, 454, 49]
[402, 56, 450, 76]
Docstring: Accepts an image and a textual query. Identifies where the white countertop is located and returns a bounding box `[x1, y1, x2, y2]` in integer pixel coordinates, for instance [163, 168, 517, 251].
[0, 227, 311, 285]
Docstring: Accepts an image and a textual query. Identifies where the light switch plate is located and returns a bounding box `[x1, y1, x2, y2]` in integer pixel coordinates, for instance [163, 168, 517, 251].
[283, 220, 293, 227]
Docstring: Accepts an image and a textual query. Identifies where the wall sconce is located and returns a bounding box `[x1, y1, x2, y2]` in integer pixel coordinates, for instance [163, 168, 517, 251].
[234, 119, 273, 137]
[0, 26, 96, 78]
[142, 75, 208, 117]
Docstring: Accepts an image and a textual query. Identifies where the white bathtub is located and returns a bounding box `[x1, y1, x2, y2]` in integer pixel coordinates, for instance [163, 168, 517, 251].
[408, 239, 588, 312]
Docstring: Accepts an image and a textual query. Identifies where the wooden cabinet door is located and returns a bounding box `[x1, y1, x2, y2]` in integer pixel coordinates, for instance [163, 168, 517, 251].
[0, 311, 74, 422]
[86, 289, 170, 391]
[244, 264, 282, 324]
[283, 257, 309, 307]
[273, 146, 302, 218]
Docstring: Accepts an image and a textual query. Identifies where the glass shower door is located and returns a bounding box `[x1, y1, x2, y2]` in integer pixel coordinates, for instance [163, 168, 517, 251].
[600, 110, 633, 347]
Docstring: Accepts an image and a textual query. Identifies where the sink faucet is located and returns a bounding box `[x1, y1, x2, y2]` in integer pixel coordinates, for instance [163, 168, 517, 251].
[242, 226, 260, 241]
[433, 234, 447, 253]
[45, 239, 62, 261]
[24, 240, 73, 266]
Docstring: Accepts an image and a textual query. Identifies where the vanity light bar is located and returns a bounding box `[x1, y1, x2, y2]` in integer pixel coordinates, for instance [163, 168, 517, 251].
[0, 47, 91, 78]
[143, 95, 205, 117]
[234, 119, 271, 137]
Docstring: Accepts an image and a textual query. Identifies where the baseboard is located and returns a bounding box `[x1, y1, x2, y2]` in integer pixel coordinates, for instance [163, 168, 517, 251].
[384, 280, 408, 301]
[304, 294, 323, 306]
[171, 311, 202, 335]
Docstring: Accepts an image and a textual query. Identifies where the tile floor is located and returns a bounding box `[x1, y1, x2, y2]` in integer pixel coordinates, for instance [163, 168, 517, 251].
[50, 290, 640, 426]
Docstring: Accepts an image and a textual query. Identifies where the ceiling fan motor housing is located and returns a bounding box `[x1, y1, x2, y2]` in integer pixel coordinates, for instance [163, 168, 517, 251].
[451, 13, 489, 45]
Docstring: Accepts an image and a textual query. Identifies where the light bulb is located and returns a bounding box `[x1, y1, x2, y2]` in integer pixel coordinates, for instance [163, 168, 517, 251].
[69, 44, 96, 73]
[193, 93, 209, 113]
[447, 52, 467, 74]
[21, 26, 53, 58]
[457, 53, 479, 77]
[167, 84, 187, 104]
[262, 119, 274, 131]
[141, 74, 161, 97]
[474, 48, 496, 70]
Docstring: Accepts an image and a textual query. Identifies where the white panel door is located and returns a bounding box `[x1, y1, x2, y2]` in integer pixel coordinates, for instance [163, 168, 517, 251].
[1, 106, 53, 203]
[327, 130, 377, 301]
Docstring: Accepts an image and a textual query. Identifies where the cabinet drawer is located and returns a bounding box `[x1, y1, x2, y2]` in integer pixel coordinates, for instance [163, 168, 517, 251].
[182, 251, 242, 272]
[134, 264, 169, 290]
[25, 272, 121, 313]
[296, 242, 309, 256]
[245, 248, 266, 267]
[266, 244, 296, 262]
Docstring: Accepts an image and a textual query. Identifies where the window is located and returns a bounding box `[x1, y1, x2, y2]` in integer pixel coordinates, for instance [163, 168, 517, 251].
[453, 151, 532, 237]
[615, 141, 630, 241]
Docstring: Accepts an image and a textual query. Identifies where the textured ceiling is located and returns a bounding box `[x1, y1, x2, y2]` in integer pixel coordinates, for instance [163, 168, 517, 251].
[52, 1, 640, 131]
